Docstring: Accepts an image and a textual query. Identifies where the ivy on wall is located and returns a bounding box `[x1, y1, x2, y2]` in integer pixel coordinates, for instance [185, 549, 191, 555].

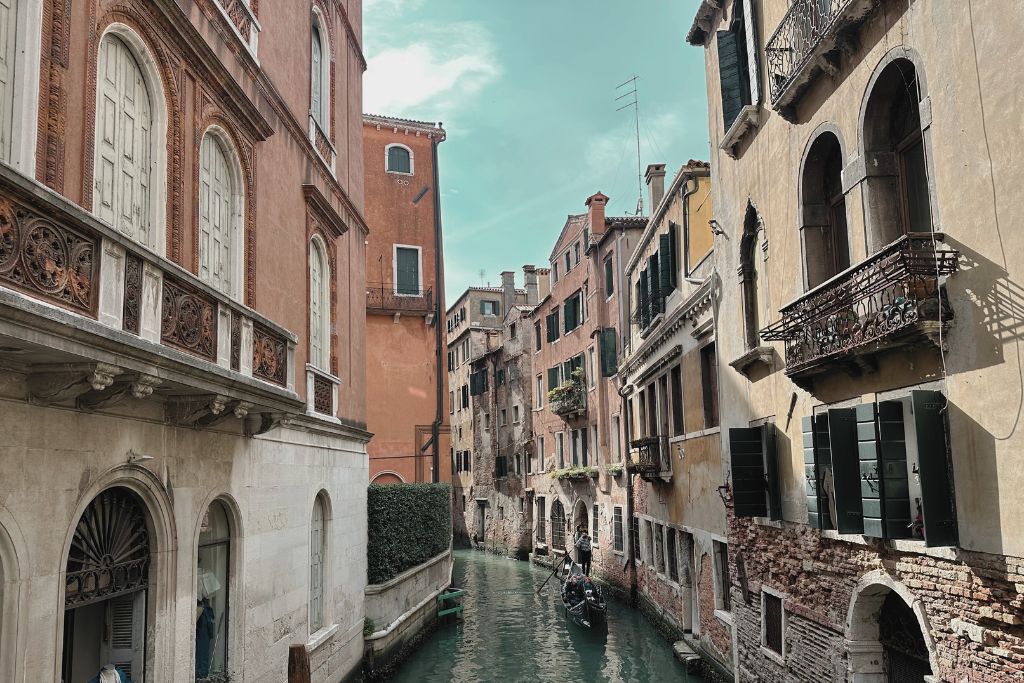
[367, 483, 452, 584]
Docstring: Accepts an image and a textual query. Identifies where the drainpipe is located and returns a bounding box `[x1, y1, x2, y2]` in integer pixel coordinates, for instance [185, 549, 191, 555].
[430, 135, 445, 484]
[619, 383, 637, 603]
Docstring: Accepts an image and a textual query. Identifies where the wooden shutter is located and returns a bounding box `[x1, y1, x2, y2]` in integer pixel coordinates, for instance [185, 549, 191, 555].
[396, 247, 419, 294]
[858, 402, 911, 539]
[659, 234, 673, 297]
[912, 391, 957, 546]
[581, 428, 588, 466]
[200, 135, 234, 294]
[600, 328, 618, 377]
[639, 268, 649, 327]
[729, 427, 767, 518]
[388, 146, 411, 173]
[547, 367, 559, 392]
[803, 414, 833, 529]
[827, 408, 864, 534]
[102, 592, 144, 679]
[742, 0, 761, 106]
[667, 223, 679, 289]
[647, 254, 661, 314]
[0, 0, 17, 162]
[311, 25, 323, 124]
[604, 257, 614, 297]
[717, 29, 745, 132]
[763, 422, 781, 521]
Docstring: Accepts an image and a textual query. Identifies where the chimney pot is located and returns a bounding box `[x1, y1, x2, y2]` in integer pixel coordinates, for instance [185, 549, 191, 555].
[645, 164, 667, 213]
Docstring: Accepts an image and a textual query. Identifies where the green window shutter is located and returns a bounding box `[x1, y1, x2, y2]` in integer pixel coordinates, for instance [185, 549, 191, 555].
[388, 146, 411, 173]
[600, 328, 618, 377]
[479, 300, 486, 315]
[729, 427, 767, 518]
[396, 247, 419, 294]
[858, 402, 912, 539]
[763, 423, 781, 521]
[717, 29, 746, 132]
[659, 234, 673, 297]
[547, 367, 559, 391]
[639, 269, 649, 327]
[827, 408, 864, 534]
[668, 223, 679, 288]
[604, 258, 614, 298]
[803, 414, 834, 529]
[647, 255, 660, 314]
[581, 428, 588, 467]
[912, 391, 957, 547]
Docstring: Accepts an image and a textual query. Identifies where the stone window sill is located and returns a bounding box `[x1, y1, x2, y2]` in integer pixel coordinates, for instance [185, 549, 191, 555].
[761, 645, 785, 666]
[720, 105, 761, 159]
[729, 345, 773, 376]
[714, 609, 734, 626]
[307, 622, 339, 652]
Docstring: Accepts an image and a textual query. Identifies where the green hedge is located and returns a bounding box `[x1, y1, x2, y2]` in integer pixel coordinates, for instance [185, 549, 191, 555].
[367, 483, 451, 585]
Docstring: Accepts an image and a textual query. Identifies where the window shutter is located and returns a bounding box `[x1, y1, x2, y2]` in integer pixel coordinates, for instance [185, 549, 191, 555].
[717, 29, 745, 132]
[729, 427, 767, 518]
[547, 367, 559, 391]
[803, 414, 833, 529]
[659, 234, 673, 297]
[858, 402, 911, 539]
[0, 0, 16, 163]
[600, 328, 618, 377]
[827, 408, 864, 534]
[742, 0, 761, 106]
[311, 26, 323, 123]
[912, 391, 957, 546]
[763, 422, 782, 521]
[604, 258, 614, 298]
[581, 428, 588, 467]
[647, 255, 660, 314]
[668, 223, 679, 288]
[639, 269, 649, 328]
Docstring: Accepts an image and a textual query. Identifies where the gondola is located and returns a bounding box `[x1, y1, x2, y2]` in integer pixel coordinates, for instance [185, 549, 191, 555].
[559, 558, 607, 629]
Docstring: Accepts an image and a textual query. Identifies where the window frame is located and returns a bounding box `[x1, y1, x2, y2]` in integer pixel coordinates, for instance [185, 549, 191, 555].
[761, 587, 787, 663]
[309, 493, 330, 636]
[384, 143, 414, 175]
[308, 235, 332, 371]
[309, 10, 331, 134]
[393, 244, 423, 297]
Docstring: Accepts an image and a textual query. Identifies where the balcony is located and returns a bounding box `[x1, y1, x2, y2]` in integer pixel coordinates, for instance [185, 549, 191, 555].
[628, 436, 671, 482]
[216, 0, 261, 59]
[0, 164, 303, 429]
[764, 0, 877, 117]
[366, 282, 434, 316]
[760, 233, 959, 387]
[549, 379, 586, 419]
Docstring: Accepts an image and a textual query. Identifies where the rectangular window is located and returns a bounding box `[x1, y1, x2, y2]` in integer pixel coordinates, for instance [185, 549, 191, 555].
[500, 409, 507, 426]
[461, 385, 469, 409]
[714, 540, 731, 611]
[539, 436, 545, 471]
[546, 310, 560, 342]
[537, 498, 546, 543]
[604, 255, 614, 298]
[495, 455, 508, 478]
[481, 300, 500, 316]
[551, 262, 558, 283]
[613, 507, 624, 552]
[587, 347, 596, 389]
[449, 390, 454, 414]
[513, 406, 520, 423]
[574, 242, 580, 265]
[526, 448, 532, 474]
[484, 413, 491, 431]
[653, 523, 665, 574]
[666, 528, 678, 582]
[565, 250, 572, 272]
[467, 451, 472, 471]
[556, 432, 565, 468]
[497, 368, 506, 386]
[571, 430, 580, 467]
[395, 246, 421, 295]
[534, 322, 542, 351]
[670, 364, 684, 436]
[563, 291, 583, 333]
[548, 366, 561, 392]
[763, 592, 784, 656]
[536, 375, 545, 408]
[700, 342, 720, 428]
[612, 416, 621, 462]
[592, 504, 599, 545]
[510, 322, 517, 339]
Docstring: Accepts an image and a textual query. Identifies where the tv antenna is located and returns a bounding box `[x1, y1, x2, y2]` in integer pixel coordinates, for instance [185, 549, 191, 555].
[478, 269, 487, 286]
[616, 75, 643, 216]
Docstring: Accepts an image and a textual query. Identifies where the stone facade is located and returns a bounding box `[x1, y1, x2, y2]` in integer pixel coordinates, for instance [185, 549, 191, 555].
[690, 0, 1024, 680]
[0, 0, 369, 680]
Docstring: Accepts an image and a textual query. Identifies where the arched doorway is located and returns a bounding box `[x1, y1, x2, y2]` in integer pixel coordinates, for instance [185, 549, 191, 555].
[847, 574, 936, 682]
[879, 591, 932, 681]
[62, 487, 151, 682]
[550, 501, 566, 550]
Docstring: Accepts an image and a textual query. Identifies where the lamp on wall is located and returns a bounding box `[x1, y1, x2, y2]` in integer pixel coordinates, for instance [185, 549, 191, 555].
[709, 219, 726, 236]
[717, 483, 731, 507]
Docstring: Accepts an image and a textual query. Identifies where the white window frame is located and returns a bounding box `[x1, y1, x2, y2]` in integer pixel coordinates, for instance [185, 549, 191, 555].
[308, 235, 331, 370]
[309, 9, 331, 134]
[93, 24, 169, 255]
[587, 346, 596, 390]
[393, 244, 423, 297]
[3, 0, 43, 174]
[199, 126, 246, 299]
[536, 374, 544, 409]
[538, 436, 545, 471]
[309, 493, 334, 640]
[384, 142, 414, 175]
[760, 585, 788, 664]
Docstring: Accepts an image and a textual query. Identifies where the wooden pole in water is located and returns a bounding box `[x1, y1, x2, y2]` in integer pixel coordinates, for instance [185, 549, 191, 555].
[288, 644, 311, 683]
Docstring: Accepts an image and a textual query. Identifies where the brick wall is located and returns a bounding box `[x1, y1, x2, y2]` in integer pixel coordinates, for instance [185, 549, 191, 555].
[699, 552, 732, 661]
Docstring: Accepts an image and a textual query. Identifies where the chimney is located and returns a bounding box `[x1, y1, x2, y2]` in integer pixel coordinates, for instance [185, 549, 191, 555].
[645, 163, 667, 213]
[537, 268, 552, 302]
[501, 270, 516, 316]
[523, 265, 539, 305]
[586, 192, 609, 239]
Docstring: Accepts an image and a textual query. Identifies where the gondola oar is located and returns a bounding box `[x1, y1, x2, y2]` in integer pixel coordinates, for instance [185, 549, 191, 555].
[536, 552, 567, 594]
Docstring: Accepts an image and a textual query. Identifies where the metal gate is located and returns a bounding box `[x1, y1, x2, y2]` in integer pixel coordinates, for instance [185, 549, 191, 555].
[879, 591, 932, 683]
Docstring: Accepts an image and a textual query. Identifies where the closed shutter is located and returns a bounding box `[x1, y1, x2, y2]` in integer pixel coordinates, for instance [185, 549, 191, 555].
[858, 402, 911, 539]
[102, 592, 144, 679]
[470, 370, 488, 396]
[659, 234, 673, 297]
[604, 257, 614, 297]
[827, 408, 864, 534]
[396, 247, 420, 295]
[763, 422, 781, 521]
[309, 243, 325, 368]
[742, 0, 761, 106]
[0, 0, 17, 162]
[95, 35, 153, 247]
[729, 426, 767, 518]
[388, 146, 411, 173]
[717, 29, 746, 132]
[310, 500, 324, 631]
[803, 414, 833, 529]
[639, 269, 649, 328]
[547, 367, 559, 391]
[667, 223, 679, 289]
[581, 428, 588, 467]
[912, 391, 957, 546]
[647, 254, 661, 314]
[547, 311, 560, 342]
[200, 135, 234, 295]
[311, 26, 323, 124]
[599, 328, 618, 377]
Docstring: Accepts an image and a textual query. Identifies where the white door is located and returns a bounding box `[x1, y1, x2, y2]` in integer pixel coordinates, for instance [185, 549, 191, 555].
[94, 35, 153, 247]
[0, 0, 17, 163]
[101, 591, 145, 681]
[199, 134, 234, 295]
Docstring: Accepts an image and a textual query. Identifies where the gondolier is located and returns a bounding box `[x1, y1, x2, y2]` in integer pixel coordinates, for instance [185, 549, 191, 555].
[574, 530, 593, 575]
[560, 557, 607, 629]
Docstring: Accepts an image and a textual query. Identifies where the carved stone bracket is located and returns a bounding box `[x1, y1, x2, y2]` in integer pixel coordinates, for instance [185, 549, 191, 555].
[168, 394, 252, 428]
[27, 363, 122, 405]
[78, 374, 163, 411]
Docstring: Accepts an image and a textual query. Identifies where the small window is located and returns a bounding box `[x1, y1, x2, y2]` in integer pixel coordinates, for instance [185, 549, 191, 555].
[653, 523, 665, 574]
[500, 409, 507, 426]
[564, 251, 571, 272]
[613, 507, 624, 552]
[509, 322, 517, 340]
[534, 322, 542, 351]
[449, 390, 454, 414]
[556, 432, 565, 468]
[573, 241, 580, 265]
[714, 540, 731, 611]
[762, 591, 785, 657]
[386, 144, 413, 174]
[536, 375, 544, 408]
[481, 300, 500, 316]
[587, 347, 596, 389]
[604, 255, 614, 298]
[537, 498, 547, 543]
[666, 528, 678, 583]
[670, 364, 684, 436]
[309, 496, 328, 633]
[700, 342, 720, 428]
[631, 516, 641, 564]
[563, 291, 583, 333]
[484, 413, 491, 431]
[513, 406, 520, 423]
[551, 262, 559, 283]
[592, 504, 599, 545]
[538, 435, 545, 471]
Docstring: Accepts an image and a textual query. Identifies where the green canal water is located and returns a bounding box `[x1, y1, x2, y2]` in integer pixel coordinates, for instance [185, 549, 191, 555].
[390, 549, 706, 683]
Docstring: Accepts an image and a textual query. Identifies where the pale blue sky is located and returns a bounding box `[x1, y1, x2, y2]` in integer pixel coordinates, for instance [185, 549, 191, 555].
[363, 0, 710, 305]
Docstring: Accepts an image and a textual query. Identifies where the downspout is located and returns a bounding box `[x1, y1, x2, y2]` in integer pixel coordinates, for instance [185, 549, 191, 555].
[431, 136, 444, 484]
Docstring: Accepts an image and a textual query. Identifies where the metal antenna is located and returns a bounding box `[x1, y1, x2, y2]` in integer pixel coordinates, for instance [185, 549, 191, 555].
[478, 269, 487, 286]
[616, 75, 643, 216]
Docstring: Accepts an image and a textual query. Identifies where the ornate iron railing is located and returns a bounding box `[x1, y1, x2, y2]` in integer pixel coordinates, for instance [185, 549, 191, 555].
[366, 282, 434, 314]
[629, 436, 666, 475]
[765, 0, 853, 104]
[761, 233, 959, 376]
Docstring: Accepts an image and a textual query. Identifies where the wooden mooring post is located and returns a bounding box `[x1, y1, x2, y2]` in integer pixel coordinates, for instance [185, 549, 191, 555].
[288, 644, 311, 683]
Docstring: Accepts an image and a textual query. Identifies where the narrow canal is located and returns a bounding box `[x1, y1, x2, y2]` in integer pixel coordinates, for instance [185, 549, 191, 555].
[390, 549, 707, 682]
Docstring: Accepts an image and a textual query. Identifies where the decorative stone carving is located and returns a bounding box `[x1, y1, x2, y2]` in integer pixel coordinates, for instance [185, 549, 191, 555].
[313, 373, 332, 415]
[27, 362, 122, 405]
[167, 394, 231, 428]
[123, 254, 143, 334]
[230, 311, 241, 371]
[161, 275, 217, 362]
[252, 322, 287, 386]
[78, 373, 163, 411]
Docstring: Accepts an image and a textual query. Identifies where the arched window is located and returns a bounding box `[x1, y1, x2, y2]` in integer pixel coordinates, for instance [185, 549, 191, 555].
[310, 13, 330, 132]
[800, 131, 850, 289]
[386, 144, 413, 174]
[309, 495, 328, 633]
[0, 0, 18, 164]
[94, 33, 157, 249]
[199, 131, 242, 297]
[550, 500, 566, 549]
[739, 205, 761, 350]
[196, 500, 231, 681]
[879, 591, 932, 679]
[862, 58, 932, 252]
[309, 238, 330, 370]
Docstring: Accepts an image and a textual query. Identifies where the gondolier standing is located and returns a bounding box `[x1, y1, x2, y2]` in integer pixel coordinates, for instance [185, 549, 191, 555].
[574, 530, 593, 575]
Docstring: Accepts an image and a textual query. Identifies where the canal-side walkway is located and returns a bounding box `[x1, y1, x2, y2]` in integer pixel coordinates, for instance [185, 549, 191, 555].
[388, 549, 706, 682]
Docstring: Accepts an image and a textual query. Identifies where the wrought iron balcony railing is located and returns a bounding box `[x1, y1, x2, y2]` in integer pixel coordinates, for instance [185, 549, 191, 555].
[765, 0, 875, 113]
[366, 282, 434, 314]
[760, 233, 959, 382]
[629, 436, 670, 481]
[549, 381, 586, 418]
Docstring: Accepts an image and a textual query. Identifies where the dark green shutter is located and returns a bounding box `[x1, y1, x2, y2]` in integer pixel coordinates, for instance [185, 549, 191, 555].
[581, 428, 588, 467]
[763, 423, 781, 521]
[639, 269, 649, 328]
[600, 328, 618, 377]
[717, 29, 745, 132]
[605, 258, 614, 297]
[659, 234, 673, 298]
[858, 402, 912, 539]
[547, 367, 559, 391]
[912, 391, 957, 547]
[647, 254, 661, 315]
[396, 248, 419, 294]
[729, 427, 767, 517]
[803, 414, 834, 529]
[668, 223, 679, 288]
[828, 408, 864, 534]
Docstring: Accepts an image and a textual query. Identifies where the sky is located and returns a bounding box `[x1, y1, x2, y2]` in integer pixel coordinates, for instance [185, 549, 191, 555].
[362, 0, 711, 306]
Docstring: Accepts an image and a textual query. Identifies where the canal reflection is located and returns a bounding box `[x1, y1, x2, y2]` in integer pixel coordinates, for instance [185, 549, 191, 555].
[390, 549, 705, 683]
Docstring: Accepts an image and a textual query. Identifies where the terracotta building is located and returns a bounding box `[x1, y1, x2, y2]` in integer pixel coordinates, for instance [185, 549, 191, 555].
[690, 0, 1024, 680]
[527, 192, 644, 590]
[362, 114, 449, 485]
[0, 1, 369, 680]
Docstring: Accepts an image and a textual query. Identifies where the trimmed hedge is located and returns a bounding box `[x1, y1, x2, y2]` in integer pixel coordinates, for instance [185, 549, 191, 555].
[367, 483, 451, 585]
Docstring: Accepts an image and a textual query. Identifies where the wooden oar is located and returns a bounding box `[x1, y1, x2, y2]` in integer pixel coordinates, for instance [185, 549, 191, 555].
[536, 551, 567, 594]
